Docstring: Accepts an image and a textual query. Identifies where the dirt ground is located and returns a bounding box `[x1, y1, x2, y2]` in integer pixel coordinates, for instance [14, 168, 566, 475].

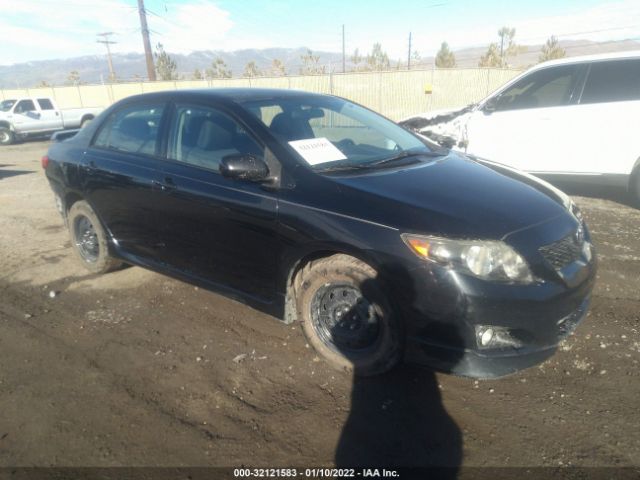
[0, 141, 639, 469]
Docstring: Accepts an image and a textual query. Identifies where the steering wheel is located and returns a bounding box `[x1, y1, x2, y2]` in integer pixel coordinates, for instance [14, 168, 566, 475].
[336, 138, 355, 149]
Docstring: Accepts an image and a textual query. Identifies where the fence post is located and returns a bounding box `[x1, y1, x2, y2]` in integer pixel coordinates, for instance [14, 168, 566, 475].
[378, 72, 383, 112]
[486, 68, 491, 96]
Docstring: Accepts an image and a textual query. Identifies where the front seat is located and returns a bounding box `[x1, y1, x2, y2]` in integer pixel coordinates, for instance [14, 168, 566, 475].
[269, 111, 314, 141]
[184, 118, 236, 170]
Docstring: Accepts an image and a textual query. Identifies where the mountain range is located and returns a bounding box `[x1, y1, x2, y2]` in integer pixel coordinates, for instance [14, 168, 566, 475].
[1, 39, 639, 89]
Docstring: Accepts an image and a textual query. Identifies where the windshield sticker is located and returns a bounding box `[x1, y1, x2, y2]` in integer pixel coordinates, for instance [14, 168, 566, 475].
[288, 137, 347, 165]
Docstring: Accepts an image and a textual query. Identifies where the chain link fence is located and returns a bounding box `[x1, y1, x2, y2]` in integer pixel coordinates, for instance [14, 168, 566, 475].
[0, 68, 521, 121]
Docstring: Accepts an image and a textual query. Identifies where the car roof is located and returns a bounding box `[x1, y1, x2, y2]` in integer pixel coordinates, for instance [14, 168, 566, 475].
[533, 49, 640, 69]
[121, 88, 327, 104]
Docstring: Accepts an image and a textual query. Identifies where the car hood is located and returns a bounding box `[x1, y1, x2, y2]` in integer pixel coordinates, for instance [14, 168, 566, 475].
[328, 152, 569, 240]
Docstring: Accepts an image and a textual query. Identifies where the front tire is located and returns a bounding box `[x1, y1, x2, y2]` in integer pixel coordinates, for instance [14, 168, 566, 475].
[294, 254, 403, 376]
[0, 127, 14, 146]
[67, 200, 122, 274]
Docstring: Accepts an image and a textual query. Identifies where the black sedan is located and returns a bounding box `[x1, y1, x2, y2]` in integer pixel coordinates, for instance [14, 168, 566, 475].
[43, 88, 596, 378]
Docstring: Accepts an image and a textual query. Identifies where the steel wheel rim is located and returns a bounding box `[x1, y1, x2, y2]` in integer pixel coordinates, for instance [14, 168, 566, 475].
[310, 283, 381, 353]
[74, 215, 99, 263]
[0, 130, 9, 143]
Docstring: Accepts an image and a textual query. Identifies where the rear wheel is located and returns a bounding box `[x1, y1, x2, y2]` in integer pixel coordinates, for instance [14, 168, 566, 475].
[294, 254, 403, 376]
[0, 127, 14, 146]
[67, 200, 122, 273]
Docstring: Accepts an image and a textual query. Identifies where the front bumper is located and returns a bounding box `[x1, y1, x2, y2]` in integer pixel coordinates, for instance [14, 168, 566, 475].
[400, 256, 596, 379]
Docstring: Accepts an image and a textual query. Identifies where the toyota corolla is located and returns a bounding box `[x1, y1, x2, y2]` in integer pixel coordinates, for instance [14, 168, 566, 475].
[43, 89, 596, 378]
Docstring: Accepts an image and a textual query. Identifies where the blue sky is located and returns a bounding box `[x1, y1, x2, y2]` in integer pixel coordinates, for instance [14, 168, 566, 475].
[1, 0, 639, 65]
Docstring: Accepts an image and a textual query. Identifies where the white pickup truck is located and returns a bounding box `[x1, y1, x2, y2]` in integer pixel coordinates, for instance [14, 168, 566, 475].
[0, 97, 102, 145]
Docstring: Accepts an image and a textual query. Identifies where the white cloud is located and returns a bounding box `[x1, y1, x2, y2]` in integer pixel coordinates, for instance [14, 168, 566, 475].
[0, 0, 639, 66]
[408, 0, 640, 58]
[151, 1, 235, 52]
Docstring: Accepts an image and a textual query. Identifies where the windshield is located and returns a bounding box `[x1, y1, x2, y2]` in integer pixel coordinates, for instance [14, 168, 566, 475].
[0, 100, 16, 112]
[240, 95, 436, 170]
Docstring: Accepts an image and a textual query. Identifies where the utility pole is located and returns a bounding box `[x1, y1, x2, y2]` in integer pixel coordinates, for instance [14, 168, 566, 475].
[407, 32, 412, 70]
[96, 32, 117, 82]
[137, 0, 156, 81]
[499, 33, 505, 67]
[341, 24, 346, 73]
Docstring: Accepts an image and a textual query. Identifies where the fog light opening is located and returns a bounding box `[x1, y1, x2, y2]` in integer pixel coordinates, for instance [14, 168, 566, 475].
[479, 328, 494, 347]
[475, 325, 524, 350]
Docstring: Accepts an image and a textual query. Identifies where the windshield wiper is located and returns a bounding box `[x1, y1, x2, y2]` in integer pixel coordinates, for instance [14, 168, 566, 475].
[366, 150, 445, 168]
[316, 163, 373, 173]
[316, 150, 447, 173]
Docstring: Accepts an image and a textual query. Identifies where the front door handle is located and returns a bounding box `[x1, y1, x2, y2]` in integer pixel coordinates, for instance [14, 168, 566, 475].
[152, 177, 176, 193]
[83, 160, 97, 173]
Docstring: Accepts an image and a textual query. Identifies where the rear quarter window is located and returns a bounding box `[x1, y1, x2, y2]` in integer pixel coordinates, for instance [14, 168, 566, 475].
[37, 99, 55, 110]
[93, 104, 165, 156]
[580, 59, 640, 104]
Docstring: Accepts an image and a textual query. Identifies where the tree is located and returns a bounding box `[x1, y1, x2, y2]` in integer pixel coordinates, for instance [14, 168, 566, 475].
[411, 50, 421, 68]
[270, 58, 286, 76]
[192, 68, 203, 80]
[351, 48, 363, 71]
[435, 42, 456, 68]
[154, 43, 178, 80]
[366, 43, 390, 71]
[299, 49, 325, 75]
[243, 61, 260, 78]
[480, 27, 526, 67]
[539, 36, 566, 62]
[67, 70, 81, 85]
[206, 58, 232, 79]
[36, 80, 50, 88]
[498, 27, 526, 65]
[479, 43, 502, 67]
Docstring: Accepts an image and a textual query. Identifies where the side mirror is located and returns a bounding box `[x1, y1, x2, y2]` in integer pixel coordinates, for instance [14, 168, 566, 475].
[220, 154, 269, 181]
[482, 96, 499, 114]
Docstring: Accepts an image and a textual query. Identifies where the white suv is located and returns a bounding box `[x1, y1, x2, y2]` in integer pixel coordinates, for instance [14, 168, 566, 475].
[402, 51, 640, 205]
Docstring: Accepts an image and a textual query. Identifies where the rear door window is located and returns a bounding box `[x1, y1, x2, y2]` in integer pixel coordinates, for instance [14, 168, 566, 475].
[580, 59, 640, 104]
[93, 104, 165, 156]
[493, 65, 583, 111]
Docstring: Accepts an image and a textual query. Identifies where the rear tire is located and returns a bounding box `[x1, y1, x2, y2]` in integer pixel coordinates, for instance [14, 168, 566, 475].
[0, 127, 14, 146]
[294, 254, 403, 376]
[67, 200, 122, 274]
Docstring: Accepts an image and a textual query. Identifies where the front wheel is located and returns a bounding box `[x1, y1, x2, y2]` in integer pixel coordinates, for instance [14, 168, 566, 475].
[0, 127, 14, 146]
[67, 200, 122, 274]
[294, 254, 403, 376]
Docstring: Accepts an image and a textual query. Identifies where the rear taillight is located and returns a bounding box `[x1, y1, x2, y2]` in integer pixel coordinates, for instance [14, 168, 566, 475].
[41, 155, 49, 169]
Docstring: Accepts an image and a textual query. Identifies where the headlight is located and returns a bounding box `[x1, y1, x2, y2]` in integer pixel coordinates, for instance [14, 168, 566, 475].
[402, 234, 534, 283]
[569, 200, 584, 223]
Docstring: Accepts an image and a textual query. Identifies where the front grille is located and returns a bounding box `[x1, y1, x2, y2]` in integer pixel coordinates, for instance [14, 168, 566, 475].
[539, 233, 582, 270]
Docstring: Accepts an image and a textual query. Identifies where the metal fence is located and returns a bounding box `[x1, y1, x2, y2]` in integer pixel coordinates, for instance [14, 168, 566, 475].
[0, 68, 521, 121]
